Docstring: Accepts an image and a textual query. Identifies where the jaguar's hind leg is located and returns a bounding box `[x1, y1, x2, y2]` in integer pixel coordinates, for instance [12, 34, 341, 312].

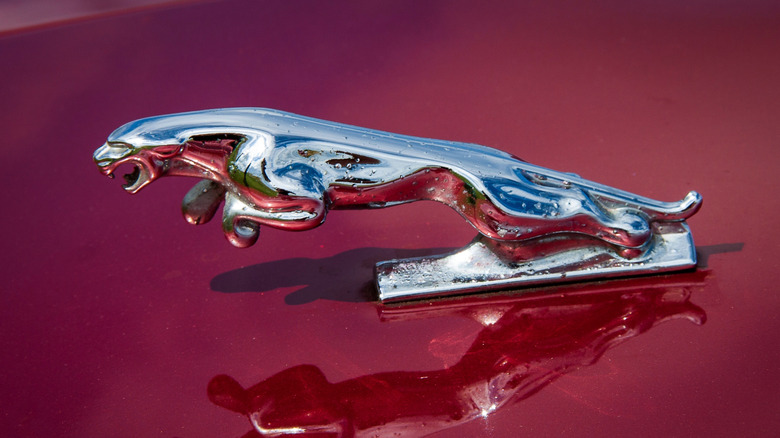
[568, 195, 652, 248]
[595, 209, 651, 248]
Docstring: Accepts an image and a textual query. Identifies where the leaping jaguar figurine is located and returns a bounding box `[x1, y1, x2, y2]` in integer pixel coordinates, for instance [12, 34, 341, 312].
[94, 108, 702, 299]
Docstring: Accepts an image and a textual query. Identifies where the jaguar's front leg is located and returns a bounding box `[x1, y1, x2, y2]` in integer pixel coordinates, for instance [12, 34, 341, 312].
[222, 193, 262, 248]
[219, 190, 328, 248]
[180, 179, 261, 247]
[182, 179, 227, 225]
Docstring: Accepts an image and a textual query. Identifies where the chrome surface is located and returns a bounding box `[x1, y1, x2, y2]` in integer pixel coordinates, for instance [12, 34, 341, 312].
[94, 108, 702, 300]
[377, 223, 696, 302]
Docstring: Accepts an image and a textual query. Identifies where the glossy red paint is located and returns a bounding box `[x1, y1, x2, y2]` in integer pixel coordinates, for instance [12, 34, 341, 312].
[1, 1, 778, 437]
[208, 276, 706, 437]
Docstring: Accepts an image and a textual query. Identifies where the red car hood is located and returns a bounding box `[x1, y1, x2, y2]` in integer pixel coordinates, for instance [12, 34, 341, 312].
[1, 1, 778, 436]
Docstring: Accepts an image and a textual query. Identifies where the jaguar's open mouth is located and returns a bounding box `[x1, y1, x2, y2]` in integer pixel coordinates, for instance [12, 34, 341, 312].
[121, 163, 142, 190]
[100, 159, 153, 193]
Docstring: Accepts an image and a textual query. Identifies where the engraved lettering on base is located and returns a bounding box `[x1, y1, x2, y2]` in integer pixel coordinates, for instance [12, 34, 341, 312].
[94, 108, 702, 301]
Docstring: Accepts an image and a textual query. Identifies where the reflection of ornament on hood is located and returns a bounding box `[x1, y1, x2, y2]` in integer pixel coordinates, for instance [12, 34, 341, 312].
[208, 275, 706, 437]
[95, 108, 701, 301]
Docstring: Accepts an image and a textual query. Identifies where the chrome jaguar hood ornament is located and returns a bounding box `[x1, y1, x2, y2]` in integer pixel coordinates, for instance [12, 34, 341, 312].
[94, 108, 701, 301]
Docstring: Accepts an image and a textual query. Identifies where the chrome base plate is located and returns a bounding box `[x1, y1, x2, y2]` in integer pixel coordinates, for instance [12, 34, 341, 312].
[376, 222, 696, 302]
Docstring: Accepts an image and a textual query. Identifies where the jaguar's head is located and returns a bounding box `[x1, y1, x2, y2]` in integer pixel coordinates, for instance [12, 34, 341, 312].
[93, 140, 158, 193]
[94, 112, 244, 193]
[93, 110, 327, 249]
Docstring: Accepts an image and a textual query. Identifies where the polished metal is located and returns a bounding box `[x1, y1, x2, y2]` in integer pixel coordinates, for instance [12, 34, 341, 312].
[376, 222, 696, 301]
[94, 108, 702, 301]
